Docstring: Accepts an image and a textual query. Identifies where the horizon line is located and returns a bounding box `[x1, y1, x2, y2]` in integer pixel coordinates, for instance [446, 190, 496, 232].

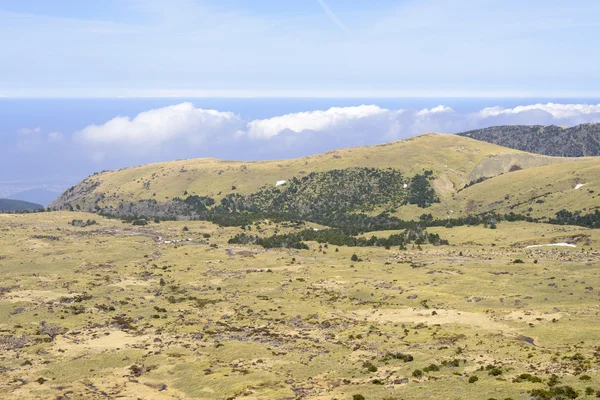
[2, 89, 600, 99]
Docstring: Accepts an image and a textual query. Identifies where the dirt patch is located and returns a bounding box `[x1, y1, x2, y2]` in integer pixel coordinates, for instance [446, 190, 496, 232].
[312, 279, 347, 289]
[350, 308, 514, 332]
[110, 279, 152, 289]
[4, 290, 73, 303]
[504, 311, 562, 324]
[52, 330, 151, 354]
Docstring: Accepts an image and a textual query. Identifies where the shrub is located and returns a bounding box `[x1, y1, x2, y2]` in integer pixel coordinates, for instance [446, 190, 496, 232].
[382, 352, 414, 363]
[0, 335, 29, 350]
[509, 164, 523, 172]
[412, 369, 423, 378]
[468, 376, 479, 383]
[37, 322, 66, 341]
[71, 219, 97, 227]
[530, 386, 579, 400]
[513, 373, 542, 383]
[363, 361, 377, 372]
[423, 364, 440, 373]
[442, 359, 462, 368]
[353, 395, 365, 400]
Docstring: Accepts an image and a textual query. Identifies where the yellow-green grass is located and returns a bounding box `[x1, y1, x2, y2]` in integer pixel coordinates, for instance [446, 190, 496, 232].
[447, 158, 600, 218]
[1, 212, 600, 399]
[52, 134, 579, 210]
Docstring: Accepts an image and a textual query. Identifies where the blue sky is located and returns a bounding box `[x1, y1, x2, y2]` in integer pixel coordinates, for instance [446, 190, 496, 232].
[2, 0, 600, 97]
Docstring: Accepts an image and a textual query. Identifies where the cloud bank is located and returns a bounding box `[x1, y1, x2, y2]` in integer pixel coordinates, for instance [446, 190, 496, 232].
[77, 102, 243, 149]
[246, 105, 387, 139]
[75, 102, 600, 160]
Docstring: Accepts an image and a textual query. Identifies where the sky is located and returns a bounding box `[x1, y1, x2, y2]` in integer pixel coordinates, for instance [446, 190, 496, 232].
[2, 1, 600, 202]
[2, 0, 600, 97]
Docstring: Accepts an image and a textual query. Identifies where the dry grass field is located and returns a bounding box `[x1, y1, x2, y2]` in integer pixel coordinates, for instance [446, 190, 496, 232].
[1, 212, 599, 399]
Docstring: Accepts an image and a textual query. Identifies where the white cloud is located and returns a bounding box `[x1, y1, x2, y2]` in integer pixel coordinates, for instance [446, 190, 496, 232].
[478, 103, 600, 119]
[245, 105, 462, 140]
[77, 102, 243, 149]
[246, 105, 388, 139]
[48, 132, 63, 142]
[242, 102, 600, 143]
[17, 127, 41, 135]
[416, 105, 454, 116]
[472, 103, 600, 127]
[72, 102, 600, 160]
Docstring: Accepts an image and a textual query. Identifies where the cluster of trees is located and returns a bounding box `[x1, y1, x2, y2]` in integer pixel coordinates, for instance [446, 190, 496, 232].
[406, 170, 440, 208]
[550, 209, 600, 228]
[222, 167, 412, 217]
[228, 224, 448, 250]
[70, 219, 97, 227]
[97, 168, 444, 232]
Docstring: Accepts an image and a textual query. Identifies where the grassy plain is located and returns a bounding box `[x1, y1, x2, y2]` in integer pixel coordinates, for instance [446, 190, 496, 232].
[1, 212, 600, 399]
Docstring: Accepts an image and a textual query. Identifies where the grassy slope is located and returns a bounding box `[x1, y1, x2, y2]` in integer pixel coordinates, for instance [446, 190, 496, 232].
[51, 134, 573, 210]
[446, 158, 600, 219]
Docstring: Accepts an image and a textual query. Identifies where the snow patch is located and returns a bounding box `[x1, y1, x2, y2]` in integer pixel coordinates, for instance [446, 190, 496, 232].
[276, 180, 287, 187]
[526, 243, 577, 249]
[574, 183, 587, 190]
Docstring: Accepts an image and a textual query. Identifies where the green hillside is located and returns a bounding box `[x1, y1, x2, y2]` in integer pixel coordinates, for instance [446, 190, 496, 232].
[444, 158, 600, 219]
[51, 133, 572, 213]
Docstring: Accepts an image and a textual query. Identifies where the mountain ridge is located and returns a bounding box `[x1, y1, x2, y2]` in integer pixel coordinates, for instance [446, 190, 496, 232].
[49, 133, 570, 211]
[49, 133, 598, 224]
[0, 198, 44, 212]
[458, 122, 600, 157]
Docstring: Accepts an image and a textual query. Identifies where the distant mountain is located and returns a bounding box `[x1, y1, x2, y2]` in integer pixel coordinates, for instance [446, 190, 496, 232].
[0, 199, 44, 211]
[458, 123, 600, 157]
[8, 188, 60, 206]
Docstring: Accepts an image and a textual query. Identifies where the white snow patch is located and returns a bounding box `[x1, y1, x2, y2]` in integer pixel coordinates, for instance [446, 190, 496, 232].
[574, 183, 587, 190]
[526, 243, 577, 249]
[276, 180, 287, 187]
[403, 183, 408, 189]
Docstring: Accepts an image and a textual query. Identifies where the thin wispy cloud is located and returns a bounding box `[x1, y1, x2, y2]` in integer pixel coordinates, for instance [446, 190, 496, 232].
[316, 0, 350, 35]
[2, 1, 600, 96]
